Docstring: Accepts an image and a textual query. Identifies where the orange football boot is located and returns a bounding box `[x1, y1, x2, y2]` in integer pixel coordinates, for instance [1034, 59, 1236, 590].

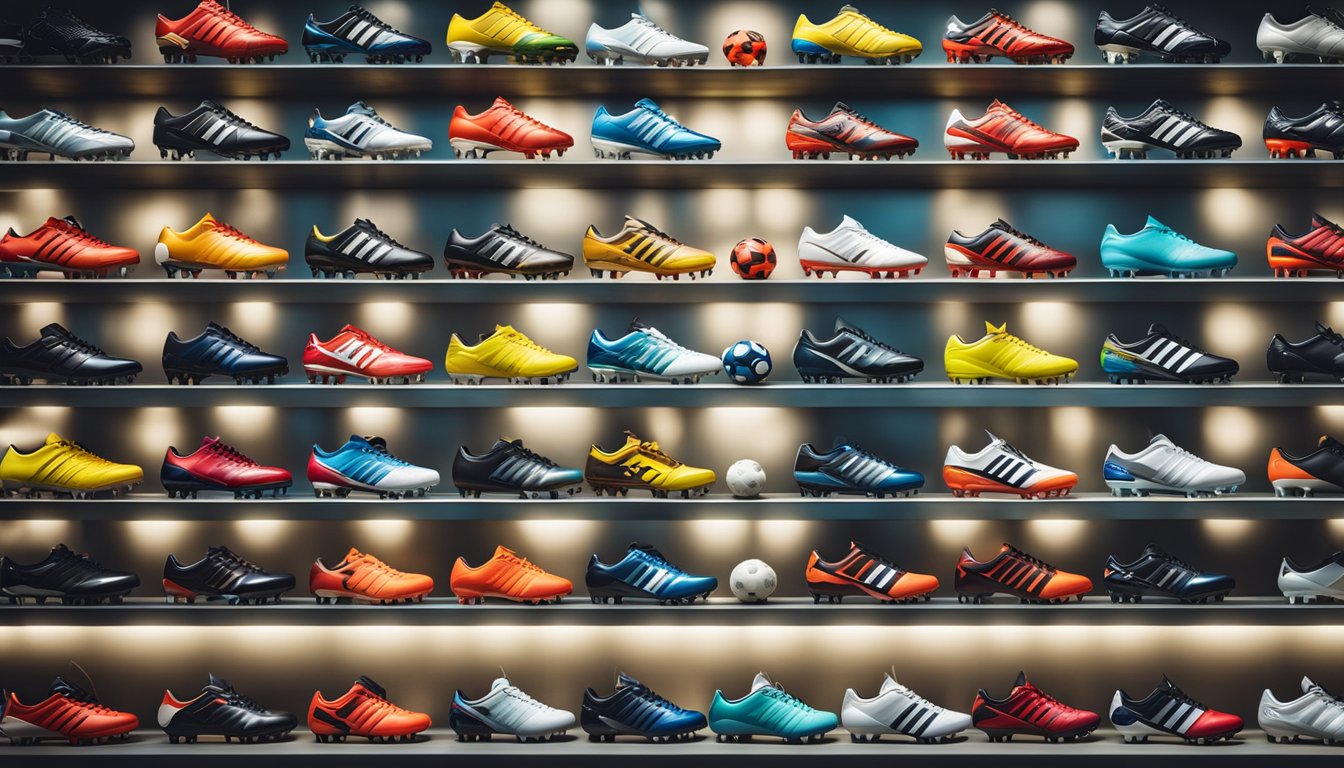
[955, 543, 1092, 604]
[155, 0, 288, 63]
[448, 98, 574, 159]
[944, 99, 1078, 160]
[805, 542, 938, 603]
[450, 545, 572, 604]
[0, 676, 138, 745]
[308, 676, 430, 743]
[0, 216, 138, 279]
[309, 548, 433, 604]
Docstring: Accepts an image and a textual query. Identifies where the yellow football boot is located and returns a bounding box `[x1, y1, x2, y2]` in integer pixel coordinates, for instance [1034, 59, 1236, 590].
[445, 324, 578, 384]
[583, 215, 716, 280]
[154, 213, 288, 279]
[792, 5, 923, 64]
[1, 433, 143, 498]
[584, 431, 715, 498]
[945, 321, 1078, 384]
[446, 2, 578, 64]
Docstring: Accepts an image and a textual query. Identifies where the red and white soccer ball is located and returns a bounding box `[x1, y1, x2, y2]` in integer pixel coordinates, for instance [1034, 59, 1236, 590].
[730, 237, 777, 280]
[723, 30, 767, 67]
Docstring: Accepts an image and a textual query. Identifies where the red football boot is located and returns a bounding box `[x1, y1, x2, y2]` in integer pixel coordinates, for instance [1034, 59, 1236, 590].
[786, 102, 918, 160]
[161, 436, 292, 499]
[155, 0, 288, 63]
[1111, 676, 1243, 744]
[448, 98, 574, 160]
[0, 677, 139, 745]
[943, 10, 1074, 65]
[302, 325, 432, 385]
[972, 672, 1100, 743]
[945, 219, 1077, 278]
[944, 100, 1078, 160]
[0, 216, 138, 279]
[1268, 213, 1344, 277]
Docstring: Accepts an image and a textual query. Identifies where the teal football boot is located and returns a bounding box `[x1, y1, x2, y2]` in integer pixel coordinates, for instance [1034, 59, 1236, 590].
[1101, 216, 1236, 278]
[709, 673, 838, 743]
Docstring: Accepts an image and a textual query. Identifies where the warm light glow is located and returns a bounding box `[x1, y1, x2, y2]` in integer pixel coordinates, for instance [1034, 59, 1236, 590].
[1025, 519, 1088, 547]
[1200, 519, 1255, 545]
[1202, 304, 1264, 368]
[511, 304, 595, 351]
[223, 303, 279, 343]
[925, 519, 987, 548]
[1328, 519, 1344, 539]
[355, 303, 416, 338]
[342, 407, 405, 437]
[0, 406, 72, 444]
[211, 406, 278, 443]
[128, 407, 181, 458]
[1315, 406, 1344, 433]
[1019, 302, 1079, 350]
[1049, 408, 1095, 460]
[510, 519, 600, 551]
[0, 520, 72, 548]
[351, 519, 416, 549]
[684, 520, 753, 558]
[752, 520, 813, 557]
[1198, 189, 1264, 241]
[16, 302, 65, 330]
[1202, 407, 1261, 457]
[120, 521, 193, 551]
[229, 519, 293, 550]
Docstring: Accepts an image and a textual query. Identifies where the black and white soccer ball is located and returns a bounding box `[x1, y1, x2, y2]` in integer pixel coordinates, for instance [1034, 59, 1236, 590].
[730, 559, 777, 602]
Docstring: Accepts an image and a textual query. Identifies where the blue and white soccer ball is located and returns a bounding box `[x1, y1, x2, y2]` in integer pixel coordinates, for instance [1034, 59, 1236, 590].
[721, 340, 772, 384]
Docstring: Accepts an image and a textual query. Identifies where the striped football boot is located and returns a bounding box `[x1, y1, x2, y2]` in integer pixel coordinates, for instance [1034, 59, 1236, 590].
[306, 436, 439, 499]
[1095, 5, 1230, 63]
[155, 0, 288, 63]
[590, 98, 721, 160]
[945, 219, 1076, 278]
[0, 216, 138, 278]
[1110, 676, 1242, 744]
[302, 325, 432, 385]
[444, 324, 578, 384]
[587, 319, 721, 384]
[583, 216, 716, 280]
[0, 108, 133, 161]
[944, 99, 1078, 160]
[805, 541, 939, 603]
[943, 430, 1078, 499]
[955, 544, 1092, 604]
[943, 9, 1074, 64]
[1100, 323, 1239, 384]
[1268, 213, 1344, 277]
[304, 102, 432, 160]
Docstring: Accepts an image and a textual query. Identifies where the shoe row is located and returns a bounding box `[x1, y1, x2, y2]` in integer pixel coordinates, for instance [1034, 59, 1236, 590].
[9, 538, 1344, 607]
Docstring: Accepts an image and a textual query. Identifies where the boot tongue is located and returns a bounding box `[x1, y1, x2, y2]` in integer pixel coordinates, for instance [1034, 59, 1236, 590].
[751, 672, 774, 692]
[347, 101, 377, 116]
[616, 672, 641, 690]
[1145, 215, 1168, 230]
[833, 101, 855, 115]
[984, 321, 1006, 336]
[879, 673, 903, 695]
[200, 435, 221, 448]
[1159, 674, 1177, 692]
[492, 96, 514, 110]
[1318, 321, 1335, 337]
[1147, 323, 1170, 338]
[45, 432, 64, 445]
[990, 218, 1013, 232]
[51, 543, 76, 558]
[1312, 212, 1336, 230]
[624, 215, 656, 232]
[50, 676, 86, 698]
[355, 676, 387, 699]
[839, 214, 862, 230]
[1320, 435, 1344, 451]
[628, 317, 649, 333]
[60, 215, 84, 229]
[490, 676, 512, 691]
[40, 322, 73, 339]
[833, 317, 861, 336]
[343, 546, 364, 563]
[635, 97, 661, 112]
[206, 673, 231, 691]
[361, 435, 388, 452]
[1013, 670, 1028, 688]
[1148, 434, 1173, 448]
[1142, 542, 1167, 558]
[622, 430, 642, 447]
[1304, 675, 1321, 694]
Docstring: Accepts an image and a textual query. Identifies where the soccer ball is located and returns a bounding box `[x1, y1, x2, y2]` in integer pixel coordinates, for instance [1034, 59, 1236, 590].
[726, 459, 766, 498]
[722, 30, 767, 67]
[721, 340, 772, 384]
[730, 237, 776, 280]
[730, 559, 777, 602]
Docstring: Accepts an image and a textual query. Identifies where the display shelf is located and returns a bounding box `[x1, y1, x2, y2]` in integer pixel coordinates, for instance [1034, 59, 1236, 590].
[0, 64, 1329, 101]
[0, 493, 1331, 521]
[0, 277, 1331, 304]
[1, 597, 1330, 628]
[0, 382, 1333, 409]
[0, 160, 1336, 191]
[14, 728, 1334, 768]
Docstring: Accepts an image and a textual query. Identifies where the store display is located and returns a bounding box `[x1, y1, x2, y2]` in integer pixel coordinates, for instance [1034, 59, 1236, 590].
[709, 673, 838, 743]
[722, 29, 767, 66]
[302, 5, 431, 64]
[972, 672, 1100, 742]
[791, 6, 922, 64]
[162, 322, 288, 385]
[309, 547, 433, 604]
[452, 438, 583, 499]
[155, 213, 288, 279]
[444, 323, 577, 384]
[842, 673, 973, 743]
[581, 673, 707, 742]
[587, 319, 721, 383]
[955, 544, 1093, 603]
[305, 101, 432, 160]
[307, 435, 440, 498]
[444, 224, 574, 279]
[1266, 322, 1344, 382]
[1278, 552, 1344, 602]
[0, 216, 138, 279]
[1267, 213, 1344, 277]
[161, 436, 292, 499]
[448, 97, 572, 160]
[728, 237, 776, 279]
[1263, 104, 1344, 159]
[308, 677, 430, 742]
[0, 323, 141, 385]
[591, 98, 721, 160]
[1109, 676, 1243, 744]
[785, 102, 918, 160]
[720, 340, 772, 384]
[0, 544, 139, 605]
[303, 325, 432, 385]
[794, 318, 923, 383]
[724, 459, 766, 498]
[728, 559, 777, 602]
[1100, 216, 1238, 278]
[794, 441, 924, 498]
[585, 542, 718, 604]
[942, 9, 1074, 64]
[1094, 5, 1230, 63]
[805, 541, 938, 603]
[1267, 436, 1344, 497]
[445, 2, 578, 65]
[163, 545, 294, 604]
[153, 101, 288, 161]
[583, 216, 716, 279]
[155, 0, 288, 63]
[1259, 677, 1344, 743]
[305, 218, 433, 279]
[0, 433, 142, 498]
[449, 677, 574, 742]
[16, 7, 131, 64]
[944, 431, 1079, 499]
[1256, 9, 1344, 63]
[944, 219, 1077, 278]
[1100, 323, 1239, 384]
[0, 108, 133, 161]
[449, 545, 572, 605]
[0, 676, 138, 745]
[584, 13, 709, 67]
[585, 431, 715, 498]
[944, 321, 1078, 385]
[1103, 544, 1236, 603]
[1100, 99, 1242, 159]
[1103, 435, 1245, 497]
[159, 674, 297, 744]
[944, 100, 1079, 160]
[797, 215, 927, 278]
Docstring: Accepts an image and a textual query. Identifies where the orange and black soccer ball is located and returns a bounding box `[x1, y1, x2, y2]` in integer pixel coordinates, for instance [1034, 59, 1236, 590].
[723, 30, 767, 66]
[731, 238, 776, 280]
